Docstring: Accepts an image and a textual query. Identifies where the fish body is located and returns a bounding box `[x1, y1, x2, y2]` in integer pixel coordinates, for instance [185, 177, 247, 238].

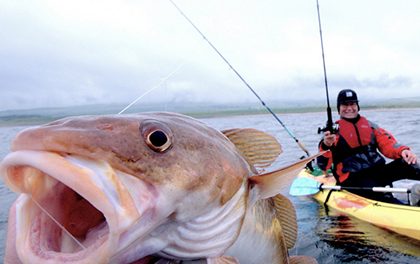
[0, 112, 317, 263]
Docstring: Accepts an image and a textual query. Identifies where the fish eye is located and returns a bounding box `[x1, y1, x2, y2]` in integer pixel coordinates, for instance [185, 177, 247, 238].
[146, 130, 171, 152]
[141, 120, 173, 152]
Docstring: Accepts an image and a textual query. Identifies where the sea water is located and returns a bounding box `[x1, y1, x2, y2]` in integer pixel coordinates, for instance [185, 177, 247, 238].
[1, 108, 420, 263]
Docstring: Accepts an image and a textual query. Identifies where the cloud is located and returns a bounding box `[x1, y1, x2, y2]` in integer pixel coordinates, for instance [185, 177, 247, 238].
[1, 0, 420, 111]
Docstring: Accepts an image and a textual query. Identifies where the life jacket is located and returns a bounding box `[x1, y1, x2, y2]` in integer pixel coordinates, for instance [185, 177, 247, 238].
[318, 115, 408, 183]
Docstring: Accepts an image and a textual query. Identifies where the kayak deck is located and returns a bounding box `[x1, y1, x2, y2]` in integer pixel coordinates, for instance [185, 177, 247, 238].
[298, 170, 420, 241]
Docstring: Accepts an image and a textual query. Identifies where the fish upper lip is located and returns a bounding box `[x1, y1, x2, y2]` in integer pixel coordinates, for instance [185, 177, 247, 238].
[0, 150, 148, 263]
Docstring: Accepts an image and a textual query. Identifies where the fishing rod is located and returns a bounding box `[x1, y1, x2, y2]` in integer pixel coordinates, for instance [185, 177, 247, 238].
[169, 0, 310, 157]
[316, 0, 338, 134]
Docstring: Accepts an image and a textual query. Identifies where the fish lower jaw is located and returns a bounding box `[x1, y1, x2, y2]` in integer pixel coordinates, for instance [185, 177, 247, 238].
[0, 151, 138, 263]
[15, 195, 115, 264]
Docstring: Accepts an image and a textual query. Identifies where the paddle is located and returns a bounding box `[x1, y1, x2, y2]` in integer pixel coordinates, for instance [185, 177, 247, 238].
[289, 176, 414, 197]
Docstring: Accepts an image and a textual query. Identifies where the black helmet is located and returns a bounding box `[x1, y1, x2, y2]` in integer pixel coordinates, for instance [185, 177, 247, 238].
[337, 89, 359, 111]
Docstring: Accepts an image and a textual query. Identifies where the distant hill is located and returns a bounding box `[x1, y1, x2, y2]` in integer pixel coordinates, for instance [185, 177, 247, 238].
[362, 96, 420, 109]
[1, 97, 420, 127]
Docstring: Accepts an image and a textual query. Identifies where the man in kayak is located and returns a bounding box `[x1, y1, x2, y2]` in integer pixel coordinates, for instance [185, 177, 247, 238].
[317, 89, 420, 203]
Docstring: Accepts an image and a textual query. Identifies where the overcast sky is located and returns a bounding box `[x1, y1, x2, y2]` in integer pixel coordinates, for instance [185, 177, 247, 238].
[1, 0, 420, 111]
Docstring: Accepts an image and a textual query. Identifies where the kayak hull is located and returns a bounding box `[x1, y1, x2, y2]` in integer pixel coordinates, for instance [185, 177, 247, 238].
[298, 170, 420, 241]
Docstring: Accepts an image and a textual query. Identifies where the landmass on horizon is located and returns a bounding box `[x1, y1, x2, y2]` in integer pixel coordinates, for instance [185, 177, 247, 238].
[1, 96, 420, 127]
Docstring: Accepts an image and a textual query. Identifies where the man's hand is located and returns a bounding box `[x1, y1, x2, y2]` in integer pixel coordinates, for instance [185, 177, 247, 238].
[323, 131, 336, 147]
[401, 149, 417, 165]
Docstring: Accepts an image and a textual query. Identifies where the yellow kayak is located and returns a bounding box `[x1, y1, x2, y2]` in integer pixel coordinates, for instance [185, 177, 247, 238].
[297, 169, 420, 241]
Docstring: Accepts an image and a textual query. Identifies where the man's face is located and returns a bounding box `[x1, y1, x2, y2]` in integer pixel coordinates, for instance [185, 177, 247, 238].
[339, 102, 359, 119]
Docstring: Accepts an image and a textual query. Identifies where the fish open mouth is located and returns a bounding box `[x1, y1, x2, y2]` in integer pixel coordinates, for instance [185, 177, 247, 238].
[23, 178, 108, 254]
[1, 150, 141, 263]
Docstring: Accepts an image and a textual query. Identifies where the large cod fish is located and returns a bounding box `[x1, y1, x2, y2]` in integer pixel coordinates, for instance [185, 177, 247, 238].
[0, 112, 318, 264]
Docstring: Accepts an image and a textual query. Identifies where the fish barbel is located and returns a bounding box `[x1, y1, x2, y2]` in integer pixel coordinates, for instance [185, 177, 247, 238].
[0, 112, 318, 263]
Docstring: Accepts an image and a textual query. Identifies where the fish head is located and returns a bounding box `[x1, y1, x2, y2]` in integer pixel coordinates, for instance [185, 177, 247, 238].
[1, 112, 251, 263]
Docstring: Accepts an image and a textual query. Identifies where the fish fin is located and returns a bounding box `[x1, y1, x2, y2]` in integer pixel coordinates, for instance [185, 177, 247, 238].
[222, 128, 282, 169]
[249, 152, 324, 200]
[289, 255, 318, 264]
[273, 193, 297, 249]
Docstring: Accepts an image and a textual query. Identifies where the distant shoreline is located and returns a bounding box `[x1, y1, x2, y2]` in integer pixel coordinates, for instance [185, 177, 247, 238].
[1, 102, 420, 127]
[188, 104, 420, 118]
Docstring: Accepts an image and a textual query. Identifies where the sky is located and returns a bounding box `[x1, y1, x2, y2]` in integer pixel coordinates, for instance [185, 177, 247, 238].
[1, 0, 420, 111]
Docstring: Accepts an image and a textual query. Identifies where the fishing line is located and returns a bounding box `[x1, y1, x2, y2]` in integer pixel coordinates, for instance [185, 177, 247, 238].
[118, 63, 184, 114]
[30, 196, 87, 250]
[169, 0, 310, 157]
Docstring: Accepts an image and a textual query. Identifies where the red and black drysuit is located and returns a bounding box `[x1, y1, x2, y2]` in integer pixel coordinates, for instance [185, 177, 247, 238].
[317, 115, 419, 203]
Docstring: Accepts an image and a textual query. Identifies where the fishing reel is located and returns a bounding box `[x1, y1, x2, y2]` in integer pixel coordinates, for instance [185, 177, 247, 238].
[317, 123, 339, 134]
